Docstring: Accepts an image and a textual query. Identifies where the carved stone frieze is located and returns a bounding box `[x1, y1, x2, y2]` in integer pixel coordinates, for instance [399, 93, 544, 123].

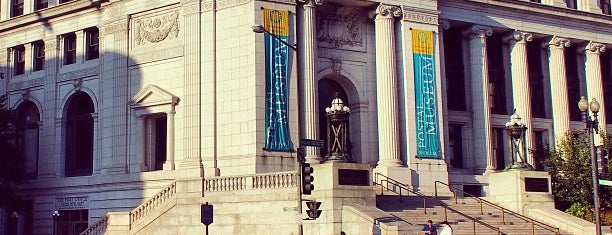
[316, 7, 364, 49]
[216, 0, 252, 10]
[402, 6, 439, 26]
[134, 11, 180, 45]
[8, 78, 44, 91]
[58, 67, 100, 82]
[586, 41, 605, 53]
[317, 48, 368, 63]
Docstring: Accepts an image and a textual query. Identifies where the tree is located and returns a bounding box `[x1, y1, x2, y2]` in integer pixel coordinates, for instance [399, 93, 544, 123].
[0, 94, 24, 205]
[538, 130, 612, 224]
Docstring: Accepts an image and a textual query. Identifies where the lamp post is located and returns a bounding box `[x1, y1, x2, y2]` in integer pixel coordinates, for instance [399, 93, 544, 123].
[253, 24, 303, 235]
[52, 210, 60, 235]
[324, 96, 351, 162]
[578, 95, 602, 235]
[504, 110, 532, 170]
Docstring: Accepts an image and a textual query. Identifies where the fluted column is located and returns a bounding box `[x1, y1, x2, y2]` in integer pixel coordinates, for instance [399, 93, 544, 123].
[374, 4, 402, 167]
[464, 25, 494, 171]
[508, 31, 534, 165]
[180, 0, 202, 169]
[439, 19, 451, 166]
[547, 36, 571, 143]
[585, 41, 606, 145]
[110, 20, 129, 173]
[298, 0, 323, 164]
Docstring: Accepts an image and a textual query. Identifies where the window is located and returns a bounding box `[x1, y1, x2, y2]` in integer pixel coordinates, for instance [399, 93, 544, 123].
[11, 0, 23, 17]
[487, 35, 507, 115]
[528, 39, 546, 118]
[56, 210, 88, 235]
[13, 45, 25, 76]
[448, 124, 464, 168]
[35, 0, 48, 10]
[85, 28, 99, 60]
[63, 33, 77, 65]
[566, 0, 578, 9]
[444, 28, 467, 111]
[65, 91, 94, 177]
[59, 0, 75, 3]
[33, 41, 45, 71]
[17, 101, 40, 179]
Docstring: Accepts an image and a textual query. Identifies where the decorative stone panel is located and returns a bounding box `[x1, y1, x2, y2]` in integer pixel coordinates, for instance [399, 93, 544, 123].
[401, 6, 439, 26]
[316, 6, 367, 52]
[130, 6, 183, 64]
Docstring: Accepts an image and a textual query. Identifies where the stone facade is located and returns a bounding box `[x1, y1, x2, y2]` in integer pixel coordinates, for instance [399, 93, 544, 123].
[1, 0, 612, 234]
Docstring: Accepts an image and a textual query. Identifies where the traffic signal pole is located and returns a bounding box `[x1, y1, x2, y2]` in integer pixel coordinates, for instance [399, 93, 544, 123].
[297, 147, 304, 235]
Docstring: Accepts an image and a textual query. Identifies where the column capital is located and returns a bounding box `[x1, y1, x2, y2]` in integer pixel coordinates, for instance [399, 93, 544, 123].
[462, 25, 492, 40]
[586, 41, 606, 54]
[506, 31, 533, 44]
[548, 36, 570, 49]
[439, 19, 450, 31]
[373, 3, 402, 19]
[297, 0, 324, 6]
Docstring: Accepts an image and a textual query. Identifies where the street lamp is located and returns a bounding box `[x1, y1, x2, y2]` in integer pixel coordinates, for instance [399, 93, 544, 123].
[504, 111, 532, 170]
[52, 210, 60, 235]
[324, 96, 351, 162]
[578, 95, 602, 235]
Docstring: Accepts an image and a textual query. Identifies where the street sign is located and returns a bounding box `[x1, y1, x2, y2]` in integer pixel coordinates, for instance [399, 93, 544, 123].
[300, 139, 324, 148]
[599, 179, 612, 186]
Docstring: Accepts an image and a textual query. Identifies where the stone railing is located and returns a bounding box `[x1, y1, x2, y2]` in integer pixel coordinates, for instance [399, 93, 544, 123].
[79, 215, 108, 235]
[204, 171, 298, 192]
[129, 181, 177, 225]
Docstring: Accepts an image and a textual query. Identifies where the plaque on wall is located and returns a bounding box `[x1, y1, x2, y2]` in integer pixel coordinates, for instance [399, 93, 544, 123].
[524, 177, 549, 192]
[55, 196, 89, 210]
[338, 169, 369, 186]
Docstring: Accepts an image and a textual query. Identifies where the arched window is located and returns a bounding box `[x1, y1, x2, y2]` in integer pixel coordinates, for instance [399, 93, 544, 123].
[318, 79, 348, 158]
[65, 91, 94, 177]
[16, 101, 40, 179]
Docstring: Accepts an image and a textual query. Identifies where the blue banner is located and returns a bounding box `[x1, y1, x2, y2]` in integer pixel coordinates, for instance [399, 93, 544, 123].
[263, 9, 293, 151]
[412, 29, 440, 158]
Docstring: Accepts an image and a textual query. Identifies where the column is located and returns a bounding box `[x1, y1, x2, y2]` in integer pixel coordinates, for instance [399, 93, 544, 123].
[164, 112, 176, 170]
[374, 4, 402, 167]
[508, 31, 534, 165]
[298, 0, 323, 164]
[439, 19, 451, 166]
[39, 37, 58, 178]
[547, 36, 571, 143]
[180, 0, 202, 169]
[464, 25, 494, 171]
[585, 41, 606, 145]
[109, 20, 129, 173]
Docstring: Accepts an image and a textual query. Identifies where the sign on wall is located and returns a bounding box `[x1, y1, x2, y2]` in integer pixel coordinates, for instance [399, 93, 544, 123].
[412, 29, 440, 158]
[262, 8, 293, 152]
[55, 196, 89, 210]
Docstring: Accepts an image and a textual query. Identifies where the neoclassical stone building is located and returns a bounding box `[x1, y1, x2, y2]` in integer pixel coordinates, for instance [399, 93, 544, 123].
[0, 0, 611, 234]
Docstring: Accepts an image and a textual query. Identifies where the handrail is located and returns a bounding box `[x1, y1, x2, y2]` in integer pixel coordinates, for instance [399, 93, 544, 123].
[374, 173, 502, 235]
[434, 180, 560, 235]
[129, 181, 177, 226]
[79, 215, 108, 235]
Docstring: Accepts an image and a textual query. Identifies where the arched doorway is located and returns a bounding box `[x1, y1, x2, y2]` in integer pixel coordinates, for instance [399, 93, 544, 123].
[318, 79, 348, 159]
[65, 91, 94, 177]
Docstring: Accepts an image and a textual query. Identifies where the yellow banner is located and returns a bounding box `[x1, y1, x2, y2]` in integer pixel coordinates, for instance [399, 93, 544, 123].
[412, 29, 434, 55]
[263, 8, 289, 36]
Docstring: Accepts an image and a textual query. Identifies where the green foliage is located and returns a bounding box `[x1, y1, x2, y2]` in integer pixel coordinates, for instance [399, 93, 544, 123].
[0, 94, 24, 205]
[537, 130, 612, 225]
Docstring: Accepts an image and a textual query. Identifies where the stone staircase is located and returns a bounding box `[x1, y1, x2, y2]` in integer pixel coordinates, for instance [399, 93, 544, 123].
[376, 195, 566, 235]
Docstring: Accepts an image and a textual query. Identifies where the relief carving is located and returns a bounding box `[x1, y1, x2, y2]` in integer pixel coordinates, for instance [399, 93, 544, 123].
[317, 7, 364, 49]
[58, 67, 100, 82]
[134, 11, 180, 45]
[8, 78, 44, 91]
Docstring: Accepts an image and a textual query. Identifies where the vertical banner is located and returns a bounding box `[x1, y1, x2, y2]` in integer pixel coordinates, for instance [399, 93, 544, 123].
[263, 8, 293, 151]
[412, 29, 440, 158]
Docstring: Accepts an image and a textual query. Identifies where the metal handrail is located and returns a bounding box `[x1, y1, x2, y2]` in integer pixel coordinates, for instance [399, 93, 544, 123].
[374, 173, 502, 235]
[434, 180, 560, 235]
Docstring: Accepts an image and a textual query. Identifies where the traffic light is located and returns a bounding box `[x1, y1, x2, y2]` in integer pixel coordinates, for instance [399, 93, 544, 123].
[301, 163, 314, 195]
[305, 201, 322, 219]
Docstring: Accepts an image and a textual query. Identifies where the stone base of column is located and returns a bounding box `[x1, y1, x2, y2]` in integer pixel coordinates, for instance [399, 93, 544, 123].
[410, 158, 452, 196]
[163, 162, 175, 171]
[305, 154, 323, 164]
[175, 158, 204, 178]
[487, 169, 553, 214]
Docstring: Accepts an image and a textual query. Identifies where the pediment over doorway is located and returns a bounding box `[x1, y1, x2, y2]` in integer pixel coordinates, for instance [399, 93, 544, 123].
[129, 85, 179, 117]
